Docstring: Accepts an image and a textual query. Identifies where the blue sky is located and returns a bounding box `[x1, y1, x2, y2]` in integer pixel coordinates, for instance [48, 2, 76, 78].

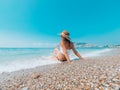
[0, 0, 120, 47]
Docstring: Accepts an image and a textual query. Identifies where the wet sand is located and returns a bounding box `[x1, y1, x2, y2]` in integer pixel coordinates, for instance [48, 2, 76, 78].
[0, 49, 120, 90]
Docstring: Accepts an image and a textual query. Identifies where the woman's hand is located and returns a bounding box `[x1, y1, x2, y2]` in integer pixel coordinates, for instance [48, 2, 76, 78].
[68, 61, 71, 64]
[80, 57, 84, 60]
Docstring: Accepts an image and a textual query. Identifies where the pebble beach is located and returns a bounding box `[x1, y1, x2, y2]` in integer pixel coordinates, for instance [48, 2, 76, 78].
[0, 49, 120, 90]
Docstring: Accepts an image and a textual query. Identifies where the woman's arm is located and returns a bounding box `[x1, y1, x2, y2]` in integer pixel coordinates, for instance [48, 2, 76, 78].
[61, 42, 71, 64]
[71, 43, 84, 60]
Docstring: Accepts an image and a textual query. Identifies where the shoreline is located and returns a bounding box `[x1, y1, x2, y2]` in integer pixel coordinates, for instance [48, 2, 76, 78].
[0, 49, 120, 89]
[0, 47, 116, 74]
[0, 47, 115, 74]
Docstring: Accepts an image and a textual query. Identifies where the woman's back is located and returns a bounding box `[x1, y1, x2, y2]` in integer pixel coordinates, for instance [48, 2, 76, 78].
[61, 41, 73, 50]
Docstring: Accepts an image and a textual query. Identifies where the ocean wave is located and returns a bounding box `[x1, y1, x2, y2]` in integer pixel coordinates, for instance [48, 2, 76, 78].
[0, 48, 113, 73]
[0, 55, 60, 73]
[82, 48, 112, 57]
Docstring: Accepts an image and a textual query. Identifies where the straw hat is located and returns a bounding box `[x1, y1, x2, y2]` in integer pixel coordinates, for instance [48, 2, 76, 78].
[61, 30, 71, 41]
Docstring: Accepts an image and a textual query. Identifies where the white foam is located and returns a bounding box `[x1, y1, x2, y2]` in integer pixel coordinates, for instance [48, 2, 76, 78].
[69, 48, 112, 60]
[0, 56, 60, 73]
[82, 48, 112, 57]
[0, 48, 113, 73]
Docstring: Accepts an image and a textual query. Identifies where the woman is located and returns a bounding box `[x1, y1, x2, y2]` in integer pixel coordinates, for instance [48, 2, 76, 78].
[53, 30, 84, 64]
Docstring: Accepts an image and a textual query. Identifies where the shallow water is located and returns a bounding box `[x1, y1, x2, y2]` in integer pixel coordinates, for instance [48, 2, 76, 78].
[0, 47, 113, 73]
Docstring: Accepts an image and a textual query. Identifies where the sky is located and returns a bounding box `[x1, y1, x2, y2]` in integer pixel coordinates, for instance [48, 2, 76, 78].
[0, 0, 120, 47]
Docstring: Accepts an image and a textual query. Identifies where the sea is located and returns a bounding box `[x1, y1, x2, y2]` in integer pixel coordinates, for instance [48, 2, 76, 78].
[0, 47, 113, 73]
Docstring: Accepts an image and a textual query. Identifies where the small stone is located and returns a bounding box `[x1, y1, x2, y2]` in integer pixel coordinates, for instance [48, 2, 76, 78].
[99, 77, 106, 83]
[31, 73, 41, 79]
[112, 78, 119, 83]
[72, 87, 79, 90]
[85, 85, 91, 90]
[118, 73, 120, 80]
[99, 86, 104, 90]
[22, 87, 28, 90]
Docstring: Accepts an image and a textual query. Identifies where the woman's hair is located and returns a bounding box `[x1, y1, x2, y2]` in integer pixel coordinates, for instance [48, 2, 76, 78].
[62, 36, 71, 47]
[61, 30, 71, 47]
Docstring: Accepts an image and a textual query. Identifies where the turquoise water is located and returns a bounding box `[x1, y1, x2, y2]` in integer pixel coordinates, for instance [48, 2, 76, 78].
[0, 47, 112, 73]
[0, 48, 53, 61]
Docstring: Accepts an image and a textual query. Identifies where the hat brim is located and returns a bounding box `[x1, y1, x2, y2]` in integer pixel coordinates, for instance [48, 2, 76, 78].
[61, 32, 71, 41]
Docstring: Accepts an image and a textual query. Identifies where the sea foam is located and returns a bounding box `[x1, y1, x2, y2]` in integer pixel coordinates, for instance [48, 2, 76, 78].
[0, 48, 112, 73]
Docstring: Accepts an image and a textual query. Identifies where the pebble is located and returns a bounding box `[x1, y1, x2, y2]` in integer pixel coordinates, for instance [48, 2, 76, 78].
[22, 87, 28, 90]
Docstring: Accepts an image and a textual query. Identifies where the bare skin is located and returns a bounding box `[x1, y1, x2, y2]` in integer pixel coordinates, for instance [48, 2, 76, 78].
[53, 38, 84, 64]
